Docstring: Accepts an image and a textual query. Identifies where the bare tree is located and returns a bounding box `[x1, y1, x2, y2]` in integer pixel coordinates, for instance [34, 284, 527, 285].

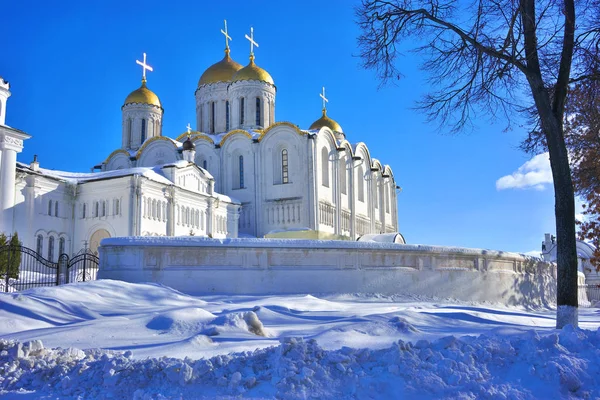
[357, 0, 600, 328]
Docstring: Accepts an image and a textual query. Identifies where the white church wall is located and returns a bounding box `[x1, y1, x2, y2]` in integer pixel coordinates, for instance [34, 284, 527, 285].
[136, 138, 178, 168]
[221, 134, 256, 234]
[105, 151, 132, 171]
[12, 175, 73, 258]
[193, 140, 219, 188]
[353, 150, 371, 236]
[316, 132, 337, 235]
[258, 126, 309, 235]
[99, 238, 557, 306]
[73, 177, 131, 253]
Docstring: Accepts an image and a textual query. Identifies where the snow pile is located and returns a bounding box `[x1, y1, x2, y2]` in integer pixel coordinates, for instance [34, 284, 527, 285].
[1, 326, 599, 399]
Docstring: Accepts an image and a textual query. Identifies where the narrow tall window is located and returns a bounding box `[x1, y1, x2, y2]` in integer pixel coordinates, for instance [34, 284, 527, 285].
[48, 200, 53, 216]
[82, 203, 87, 218]
[48, 236, 54, 262]
[141, 119, 147, 143]
[115, 199, 120, 216]
[55, 202, 59, 217]
[59, 237, 65, 256]
[226, 101, 230, 131]
[321, 148, 329, 188]
[240, 98, 245, 125]
[255, 97, 261, 126]
[127, 119, 133, 147]
[282, 149, 289, 184]
[211, 102, 215, 133]
[239, 155, 244, 189]
[95, 202, 99, 217]
[102, 201, 106, 217]
[203, 160, 207, 170]
[36, 235, 43, 255]
[340, 157, 347, 195]
[385, 185, 390, 213]
[357, 166, 364, 202]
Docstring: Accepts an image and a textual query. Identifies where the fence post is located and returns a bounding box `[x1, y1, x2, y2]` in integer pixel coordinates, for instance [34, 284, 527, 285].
[58, 254, 68, 285]
[4, 246, 9, 293]
[82, 254, 87, 282]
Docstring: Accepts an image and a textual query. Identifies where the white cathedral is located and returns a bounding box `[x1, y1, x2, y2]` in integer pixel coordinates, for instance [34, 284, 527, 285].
[0, 25, 399, 257]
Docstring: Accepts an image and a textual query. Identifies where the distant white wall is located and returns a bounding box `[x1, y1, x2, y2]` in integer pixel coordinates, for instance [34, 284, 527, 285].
[99, 238, 562, 306]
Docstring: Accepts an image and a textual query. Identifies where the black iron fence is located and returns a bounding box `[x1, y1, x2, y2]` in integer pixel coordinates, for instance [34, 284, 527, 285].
[0, 245, 99, 293]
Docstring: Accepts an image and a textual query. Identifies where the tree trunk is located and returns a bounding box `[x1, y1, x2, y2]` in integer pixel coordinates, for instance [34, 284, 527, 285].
[526, 75, 579, 328]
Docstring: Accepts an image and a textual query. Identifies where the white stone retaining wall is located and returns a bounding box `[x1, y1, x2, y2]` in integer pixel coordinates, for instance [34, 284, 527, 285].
[98, 237, 561, 306]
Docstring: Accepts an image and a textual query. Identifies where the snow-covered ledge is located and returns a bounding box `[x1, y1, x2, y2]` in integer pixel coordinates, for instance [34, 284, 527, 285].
[98, 237, 562, 306]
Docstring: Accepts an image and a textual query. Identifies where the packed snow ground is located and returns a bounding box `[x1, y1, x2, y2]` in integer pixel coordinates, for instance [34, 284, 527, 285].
[1, 280, 599, 399]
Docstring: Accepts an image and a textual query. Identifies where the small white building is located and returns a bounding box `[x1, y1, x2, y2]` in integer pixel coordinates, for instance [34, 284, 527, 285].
[0, 25, 399, 257]
[541, 233, 600, 286]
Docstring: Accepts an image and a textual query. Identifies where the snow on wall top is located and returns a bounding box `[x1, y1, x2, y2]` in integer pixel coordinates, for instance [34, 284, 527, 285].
[100, 236, 541, 260]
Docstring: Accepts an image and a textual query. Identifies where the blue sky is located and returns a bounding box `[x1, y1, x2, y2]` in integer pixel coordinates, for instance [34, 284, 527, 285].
[0, 0, 560, 253]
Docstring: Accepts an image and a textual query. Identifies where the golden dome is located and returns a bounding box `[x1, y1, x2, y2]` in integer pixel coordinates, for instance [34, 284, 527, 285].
[124, 80, 161, 108]
[198, 48, 243, 86]
[309, 109, 343, 133]
[232, 54, 274, 85]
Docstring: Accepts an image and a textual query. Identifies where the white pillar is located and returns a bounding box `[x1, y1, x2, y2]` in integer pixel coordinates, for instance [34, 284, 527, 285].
[0, 128, 29, 234]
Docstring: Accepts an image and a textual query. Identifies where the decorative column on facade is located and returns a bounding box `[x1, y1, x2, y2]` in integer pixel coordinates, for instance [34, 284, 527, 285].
[206, 198, 214, 237]
[164, 186, 176, 236]
[0, 127, 30, 234]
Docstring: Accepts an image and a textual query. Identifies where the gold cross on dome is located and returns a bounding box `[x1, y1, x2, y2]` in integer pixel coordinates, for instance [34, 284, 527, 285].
[186, 123, 192, 134]
[245, 26, 259, 55]
[136, 53, 153, 81]
[221, 20, 232, 49]
[320, 87, 329, 110]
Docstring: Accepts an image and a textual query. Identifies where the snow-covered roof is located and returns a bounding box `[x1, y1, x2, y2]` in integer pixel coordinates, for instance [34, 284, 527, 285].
[17, 162, 174, 186]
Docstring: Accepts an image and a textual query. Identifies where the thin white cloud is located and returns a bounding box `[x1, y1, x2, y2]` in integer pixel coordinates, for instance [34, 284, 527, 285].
[496, 152, 553, 191]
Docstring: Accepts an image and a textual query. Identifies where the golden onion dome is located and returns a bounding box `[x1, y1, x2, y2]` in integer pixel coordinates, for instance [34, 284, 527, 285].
[198, 48, 243, 86]
[232, 54, 274, 85]
[124, 79, 162, 108]
[309, 109, 343, 133]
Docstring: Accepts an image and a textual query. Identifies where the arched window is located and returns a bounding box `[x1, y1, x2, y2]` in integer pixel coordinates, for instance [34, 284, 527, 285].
[239, 155, 244, 189]
[340, 156, 347, 195]
[48, 200, 53, 216]
[226, 101, 230, 131]
[59, 237, 65, 256]
[115, 199, 120, 216]
[357, 165, 365, 202]
[240, 98, 245, 125]
[211, 101, 216, 133]
[95, 202, 99, 217]
[255, 97, 261, 126]
[82, 203, 87, 218]
[55, 202, 59, 217]
[102, 201, 106, 217]
[203, 160, 207, 170]
[48, 236, 54, 262]
[282, 149, 289, 184]
[141, 118, 147, 143]
[36, 235, 43, 255]
[321, 148, 329, 188]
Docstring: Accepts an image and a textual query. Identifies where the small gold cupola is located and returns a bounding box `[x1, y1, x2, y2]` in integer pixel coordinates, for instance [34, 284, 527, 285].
[124, 79, 162, 108]
[309, 87, 343, 135]
[123, 53, 162, 108]
[231, 26, 274, 85]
